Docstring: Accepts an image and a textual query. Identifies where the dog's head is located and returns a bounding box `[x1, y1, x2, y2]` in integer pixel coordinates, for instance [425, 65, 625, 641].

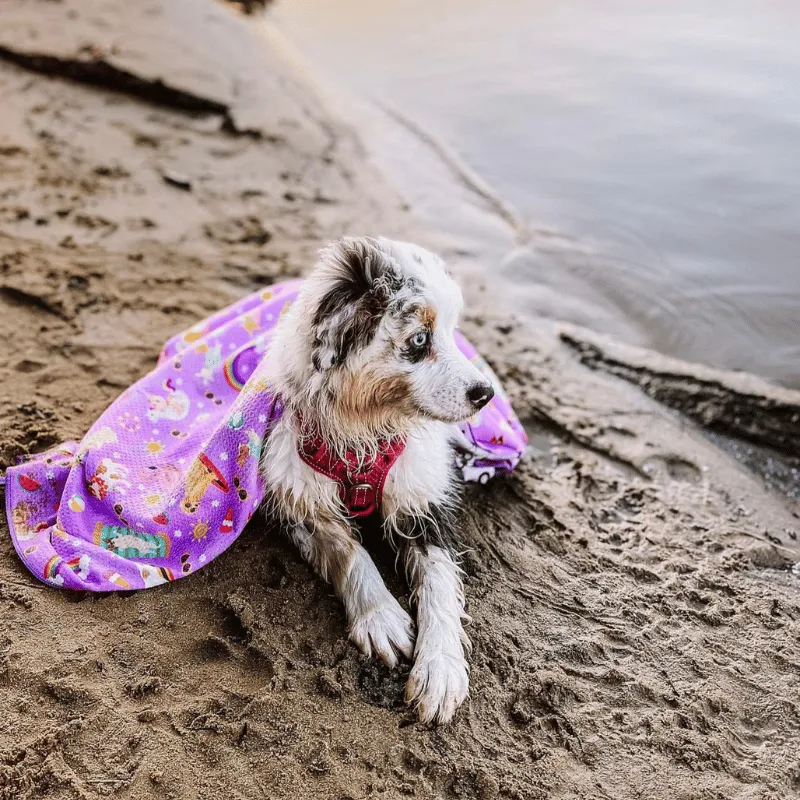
[271, 237, 493, 437]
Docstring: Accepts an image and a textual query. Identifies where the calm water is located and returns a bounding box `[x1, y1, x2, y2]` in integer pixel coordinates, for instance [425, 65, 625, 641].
[271, 0, 800, 387]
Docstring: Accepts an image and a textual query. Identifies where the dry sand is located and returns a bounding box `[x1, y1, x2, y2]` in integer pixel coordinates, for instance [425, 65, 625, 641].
[0, 2, 799, 798]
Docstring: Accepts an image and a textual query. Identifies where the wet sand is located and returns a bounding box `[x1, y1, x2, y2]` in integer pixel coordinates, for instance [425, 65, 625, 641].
[0, 2, 799, 798]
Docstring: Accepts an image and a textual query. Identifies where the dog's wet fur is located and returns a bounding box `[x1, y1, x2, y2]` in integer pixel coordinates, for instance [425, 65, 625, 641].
[260, 236, 494, 724]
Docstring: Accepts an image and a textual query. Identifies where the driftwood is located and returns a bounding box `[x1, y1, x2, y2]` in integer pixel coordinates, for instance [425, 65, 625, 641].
[559, 324, 800, 456]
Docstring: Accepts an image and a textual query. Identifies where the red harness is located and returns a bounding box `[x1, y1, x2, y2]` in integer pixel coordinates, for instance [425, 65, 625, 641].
[297, 428, 406, 518]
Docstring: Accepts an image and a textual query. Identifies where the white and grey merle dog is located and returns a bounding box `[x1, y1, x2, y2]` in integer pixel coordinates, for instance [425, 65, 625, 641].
[260, 236, 495, 724]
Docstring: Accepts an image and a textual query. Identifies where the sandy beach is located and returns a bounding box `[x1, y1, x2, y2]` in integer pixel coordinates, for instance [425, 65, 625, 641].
[0, 2, 798, 798]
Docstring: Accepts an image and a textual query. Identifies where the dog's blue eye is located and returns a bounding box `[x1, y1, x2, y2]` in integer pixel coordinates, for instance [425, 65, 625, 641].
[410, 331, 428, 349]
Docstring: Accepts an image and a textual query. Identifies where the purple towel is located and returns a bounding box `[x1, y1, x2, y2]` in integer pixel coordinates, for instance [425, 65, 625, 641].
[3, 280, 527, 591]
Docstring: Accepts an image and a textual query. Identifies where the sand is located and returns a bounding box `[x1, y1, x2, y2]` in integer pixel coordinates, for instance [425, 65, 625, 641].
[0, 2, 798, 798]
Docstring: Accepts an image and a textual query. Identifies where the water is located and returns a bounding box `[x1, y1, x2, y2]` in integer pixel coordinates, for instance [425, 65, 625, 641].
[270, 0, 800, 387]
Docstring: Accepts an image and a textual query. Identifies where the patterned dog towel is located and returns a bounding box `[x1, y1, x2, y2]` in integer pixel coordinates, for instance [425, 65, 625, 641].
[3, 280, 527, 591]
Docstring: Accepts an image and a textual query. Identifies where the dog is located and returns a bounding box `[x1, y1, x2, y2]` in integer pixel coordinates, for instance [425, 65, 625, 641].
[260, 236, 495, 724]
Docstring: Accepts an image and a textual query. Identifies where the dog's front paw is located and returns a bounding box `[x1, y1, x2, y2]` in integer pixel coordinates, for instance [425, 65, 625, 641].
[406, 648, 469, 724]
[349, 598, 415, 669]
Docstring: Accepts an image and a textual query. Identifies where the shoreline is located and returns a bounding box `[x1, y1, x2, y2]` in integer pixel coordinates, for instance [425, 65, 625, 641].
[0, 1, 798, 798]
[269, 0, 800, 391]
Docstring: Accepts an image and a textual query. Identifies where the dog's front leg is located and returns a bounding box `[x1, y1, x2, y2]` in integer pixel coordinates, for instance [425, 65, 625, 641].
[403, 540, 470, 724]
[289, 518, 415, 667]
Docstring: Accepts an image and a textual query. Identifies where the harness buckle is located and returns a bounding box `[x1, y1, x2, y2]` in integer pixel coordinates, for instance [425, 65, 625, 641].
[346, 482, 376, 517]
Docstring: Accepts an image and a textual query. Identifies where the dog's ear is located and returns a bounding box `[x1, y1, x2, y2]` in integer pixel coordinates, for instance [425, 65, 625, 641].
[312, 238, 400, 370]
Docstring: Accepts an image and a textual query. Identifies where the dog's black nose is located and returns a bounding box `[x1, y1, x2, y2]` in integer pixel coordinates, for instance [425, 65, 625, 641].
[467, 382, 494, 410]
